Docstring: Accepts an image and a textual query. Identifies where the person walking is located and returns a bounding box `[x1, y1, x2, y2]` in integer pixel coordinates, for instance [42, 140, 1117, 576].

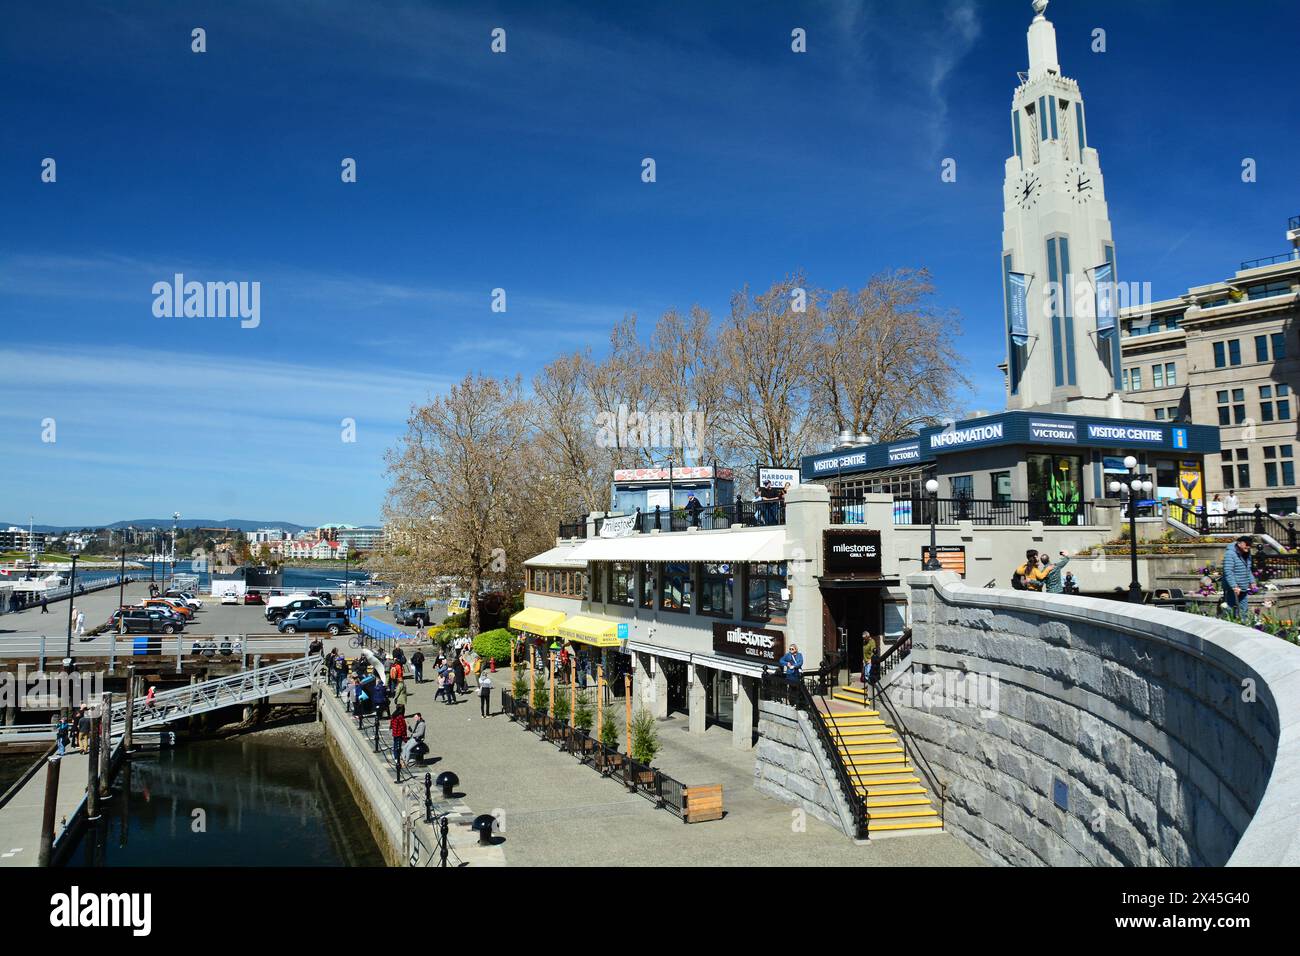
[441, 668, 457, 706]
[411, 649, 425, 684]
[76, 708, 92, 753]
[40, 595, 49, 614]
[390, 706, 408, 772]
[55, 715, 70, 757]
[478, 670, 493, 718]
[453, 655, 467, 695]
[393, 675, 409, 713]
[861, 632, 878, 686]
[685, 493, 704, 528]
[1040, 550, 1072, 594]
[1222, 535, 1256, 622]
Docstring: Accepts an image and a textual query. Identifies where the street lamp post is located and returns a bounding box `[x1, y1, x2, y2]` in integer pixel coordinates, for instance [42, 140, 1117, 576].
[64, 554, 79, 659]
[169, 512, 180, 594]
[117, 549, 126, 634]
[924, 478, 943, 570]
[1109, 455, 1152, 604]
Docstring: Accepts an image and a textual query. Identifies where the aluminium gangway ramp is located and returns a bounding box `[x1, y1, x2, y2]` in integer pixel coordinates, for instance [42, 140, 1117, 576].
[109, 655, 324, 732]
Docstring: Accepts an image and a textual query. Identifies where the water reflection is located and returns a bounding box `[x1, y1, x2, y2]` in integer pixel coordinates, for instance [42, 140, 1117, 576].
[69, 737, 383, 867]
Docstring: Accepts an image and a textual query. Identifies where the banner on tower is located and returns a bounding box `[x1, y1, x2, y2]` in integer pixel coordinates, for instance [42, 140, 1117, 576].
[1094, 262, 1116, 337]
[1008, 272, 1030, 347]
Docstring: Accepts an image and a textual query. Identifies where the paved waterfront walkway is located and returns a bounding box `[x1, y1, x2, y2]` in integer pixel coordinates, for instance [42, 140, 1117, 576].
[0, 751, 90, 867]
[393, 663, 982, 866]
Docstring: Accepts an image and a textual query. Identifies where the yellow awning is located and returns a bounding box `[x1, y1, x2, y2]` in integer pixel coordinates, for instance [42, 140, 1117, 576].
[559, 616, 622, 647]
[508, 607, 568, 637]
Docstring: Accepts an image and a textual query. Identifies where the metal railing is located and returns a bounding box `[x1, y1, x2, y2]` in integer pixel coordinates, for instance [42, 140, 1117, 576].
[1240, 251, 1300, 271]
[868, 681, 945, 830]
[882, 496, 1097, 527]
[1172, 501, 1298, 549]
[759, 671, 869, 839]
[876, 632, 912, 682]
[557, 516, 589, 539]
[633, 498, 786, 532]
[0, 633, 322, 670]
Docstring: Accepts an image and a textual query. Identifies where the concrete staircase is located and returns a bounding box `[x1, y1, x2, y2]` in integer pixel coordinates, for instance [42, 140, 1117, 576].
[817, 683, 943, 836]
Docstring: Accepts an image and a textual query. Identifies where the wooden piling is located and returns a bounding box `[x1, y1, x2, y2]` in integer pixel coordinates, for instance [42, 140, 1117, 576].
[36, 756, 62, 867]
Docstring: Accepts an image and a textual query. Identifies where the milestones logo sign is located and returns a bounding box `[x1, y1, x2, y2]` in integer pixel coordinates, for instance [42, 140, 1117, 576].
[823, 529, 883, 576]
[712, 622, 785, 664]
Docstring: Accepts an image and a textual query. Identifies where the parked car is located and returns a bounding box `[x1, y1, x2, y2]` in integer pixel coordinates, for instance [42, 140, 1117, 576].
[277, 607, 349, 635]
[244, 590, 265, 605]
[265, 596, 322, 623]
[110, 608, 183, 634]
[220, 593, 239, 605]
[144, 598, 193, 619]
[165, 590, 203, 609]
[393, 600, 436, 628]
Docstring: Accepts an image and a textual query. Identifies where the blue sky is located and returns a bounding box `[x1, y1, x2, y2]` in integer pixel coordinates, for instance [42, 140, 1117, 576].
[1, 0, 1296, 527]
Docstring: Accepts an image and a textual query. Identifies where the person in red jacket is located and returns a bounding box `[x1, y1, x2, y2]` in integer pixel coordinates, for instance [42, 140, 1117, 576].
[390, 706, 408, 770]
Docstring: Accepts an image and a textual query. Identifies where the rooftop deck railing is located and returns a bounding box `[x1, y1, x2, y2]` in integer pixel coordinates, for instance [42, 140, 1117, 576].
[831, 495, 1097, 527]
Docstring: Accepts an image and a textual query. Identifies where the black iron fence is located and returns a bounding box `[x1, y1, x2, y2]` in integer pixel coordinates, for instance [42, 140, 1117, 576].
[559, 497, 786, 539]
[557, 516, 589, 539]
[499, 690, 690, 820]
[841, 496, 1101, 527]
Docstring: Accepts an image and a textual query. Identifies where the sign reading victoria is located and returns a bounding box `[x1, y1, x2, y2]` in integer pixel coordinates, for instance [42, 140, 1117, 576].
[823, 529, 883, 576]
[712, 621, 785, 664]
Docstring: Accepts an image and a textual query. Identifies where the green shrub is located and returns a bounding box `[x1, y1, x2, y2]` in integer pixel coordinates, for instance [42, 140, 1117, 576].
[573, 690, 594, 732]
[629, 708, 660, 765]
[531, 673, 548, 710]
[444, 609, 469, 628]
[599, 711, 620, 748]
[553, 691, 570, 723]
[512, 670, 528, 700]
[473, 628, 513, 663]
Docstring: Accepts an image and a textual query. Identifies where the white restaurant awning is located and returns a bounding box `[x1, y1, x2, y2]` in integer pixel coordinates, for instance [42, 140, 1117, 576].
[567, 528, 786, 564]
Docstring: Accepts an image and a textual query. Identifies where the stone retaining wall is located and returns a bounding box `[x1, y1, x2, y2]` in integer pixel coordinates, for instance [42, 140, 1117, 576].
[754, 700, 857, 838]
[901, 571, 1300, 866]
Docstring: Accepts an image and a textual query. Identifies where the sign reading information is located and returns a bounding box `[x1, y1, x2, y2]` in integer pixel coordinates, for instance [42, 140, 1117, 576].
[712, 622, 785, 664]
[823, 529, 883, 576]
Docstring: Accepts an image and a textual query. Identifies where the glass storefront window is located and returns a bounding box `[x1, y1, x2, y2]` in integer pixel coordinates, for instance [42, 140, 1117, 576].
[992, 471, 1012, 506]
[639, 562, 656, 609]
[1028, 453, 1083, 525]
[610, 562, 635, 606]
[661, 562, 692, 612]
[699, 563, 734, 618]
[744, 562, 788, 623]
[590, 562, 602, 603]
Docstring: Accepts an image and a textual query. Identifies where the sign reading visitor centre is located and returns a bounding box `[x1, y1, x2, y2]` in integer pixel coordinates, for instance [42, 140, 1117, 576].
[712, 622, 785, 664]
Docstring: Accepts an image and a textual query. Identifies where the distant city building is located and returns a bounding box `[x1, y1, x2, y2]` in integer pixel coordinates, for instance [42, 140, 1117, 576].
[245, 527, 290, 544]
[316, 524, 384, 551]
[1119, 221, 1299, 513]
[0, 528, 49, 553]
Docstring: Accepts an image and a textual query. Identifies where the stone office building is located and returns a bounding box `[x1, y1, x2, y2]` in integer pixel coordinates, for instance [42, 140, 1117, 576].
[1119, 223, 1299, 513]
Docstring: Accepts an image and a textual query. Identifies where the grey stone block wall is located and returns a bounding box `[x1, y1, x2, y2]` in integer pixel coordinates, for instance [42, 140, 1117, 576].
[754, 700, 857, 837]
[899, 571, 1300, 867]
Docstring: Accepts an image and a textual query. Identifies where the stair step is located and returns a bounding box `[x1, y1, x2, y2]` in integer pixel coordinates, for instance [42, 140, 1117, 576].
[853, 776, 922, 787]
[830, 725, 894, 735]
[860, 786, 927, 796]
[841, 754, 908, 766]
[831, 691, 869, 704]
[868, 807, 940, 820]
[822, 718, 887, 729]
[820, 709, 879, 718]
[848, 762, 913, 774]
[834, 686, 869, 698]
[869, 819, 944, 833]
[866, 796, 933, 808]
[839, 745, 904, 756]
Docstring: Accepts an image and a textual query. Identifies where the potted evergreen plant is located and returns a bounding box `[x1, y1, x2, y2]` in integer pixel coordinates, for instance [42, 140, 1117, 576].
[629, 708, 660, 782]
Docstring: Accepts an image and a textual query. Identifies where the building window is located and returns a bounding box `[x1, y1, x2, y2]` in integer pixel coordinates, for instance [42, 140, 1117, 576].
[992, 471, 1012, 507]
[1260, 383, 1291, 422]
[1265, 446, 1295, 488]
[698, 563, 734, 618]
[1256, 335, 1269, 363]
[1238, 461, 1252, 489]
[1221, 464, 1234, 489]
[1214, 341, 1225, 367]
[1164, 362, 1176, 386]
[1122, 368, 1130, 390]
[590, 564, 602, 603]
[950, 475, 973, 499]
[1248, 280, 1292, 301]
[1152, 363, 1164, 388]
[660, 562, 692, 613]
[1129, 367, 1142, 390]
[639, 562, 656, 609]
[610, 562, 635, 607]
[1155, 408, 1166, 421]
[1046, 235, 1077, 387]
[1273, 332, 1287, 360]
[1230, 339, 1242, 366]
[1217, 389, 1246, 426]
[1214, 340, 1242, 368]
[744, 562, 788, 624]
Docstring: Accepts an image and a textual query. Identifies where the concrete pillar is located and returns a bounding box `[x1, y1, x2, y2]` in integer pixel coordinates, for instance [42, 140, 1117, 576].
[634, 652, 653, 711]
[782, 483, 831, 670]
[733, 675, 757, 750]
[688, 663, 708, 734]
[651, 655, 668, 720]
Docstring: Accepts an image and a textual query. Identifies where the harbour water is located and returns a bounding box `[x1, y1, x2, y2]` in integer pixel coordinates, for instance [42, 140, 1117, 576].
[66, 735, 383, 867]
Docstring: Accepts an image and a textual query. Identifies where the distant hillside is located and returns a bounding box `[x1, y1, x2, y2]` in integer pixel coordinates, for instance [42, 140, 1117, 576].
[3, 519, 314, 533]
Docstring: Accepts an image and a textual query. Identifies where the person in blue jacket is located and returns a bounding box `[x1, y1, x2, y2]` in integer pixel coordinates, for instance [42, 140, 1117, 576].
[1222, 535, 1257, 621]
[779, 644, 804, 683]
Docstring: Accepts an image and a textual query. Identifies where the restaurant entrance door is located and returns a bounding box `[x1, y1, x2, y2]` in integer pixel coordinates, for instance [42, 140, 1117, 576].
[820, 582, 886, 675]
[661, 658, 688, 715]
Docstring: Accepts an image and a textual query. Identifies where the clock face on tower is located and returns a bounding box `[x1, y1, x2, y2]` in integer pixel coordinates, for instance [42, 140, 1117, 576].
[1014, 171, 1043, 210]
[1067, 163, 1095, 204]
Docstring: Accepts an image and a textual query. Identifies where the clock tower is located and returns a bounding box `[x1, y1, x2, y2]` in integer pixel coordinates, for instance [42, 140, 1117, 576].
[1000, 0, 1136, 416]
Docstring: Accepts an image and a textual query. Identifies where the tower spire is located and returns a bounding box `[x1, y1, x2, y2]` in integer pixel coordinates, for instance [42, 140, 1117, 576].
[1027, 0, 1060, 79]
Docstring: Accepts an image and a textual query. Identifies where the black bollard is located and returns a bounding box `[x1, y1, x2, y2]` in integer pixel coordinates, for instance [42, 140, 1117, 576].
[423, 772, 433, 823]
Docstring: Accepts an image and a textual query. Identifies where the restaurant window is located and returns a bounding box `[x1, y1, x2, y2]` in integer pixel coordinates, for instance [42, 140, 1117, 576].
[744, 562, 788, 624]
[639, 562, 656, 609]
[698, 563, 734, 619]
[575, 571, 586, 599]
[610, 562, 635, 606]
[590, 562, 603, 603]
[660, 562, 692, 613]
[992, 471, 1012, 506]
[1028, 453, 1083, 524]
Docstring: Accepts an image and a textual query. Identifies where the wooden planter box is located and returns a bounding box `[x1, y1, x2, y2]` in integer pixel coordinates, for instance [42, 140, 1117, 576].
[684, 784, 724, 823]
